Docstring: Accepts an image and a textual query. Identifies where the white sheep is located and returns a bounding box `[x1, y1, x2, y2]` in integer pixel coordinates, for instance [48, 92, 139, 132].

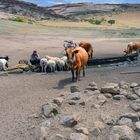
[47, 59, 56, 72]
[40, 58, 48, 72]
[45, 55, 67, 71]
[0, 59, 8, 71]
[40, 58, 56, 73]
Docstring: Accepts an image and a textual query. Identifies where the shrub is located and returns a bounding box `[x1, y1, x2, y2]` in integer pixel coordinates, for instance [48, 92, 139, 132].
[11, 16, 25, 22]
[88, 18, 102, 25]
[108, 19, 115, 25]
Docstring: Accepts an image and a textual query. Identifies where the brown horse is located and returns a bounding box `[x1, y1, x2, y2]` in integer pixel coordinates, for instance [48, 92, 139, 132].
[65, 46, 88, 81]
[79, 41, 93, 58]
[124, 42, 140, 55]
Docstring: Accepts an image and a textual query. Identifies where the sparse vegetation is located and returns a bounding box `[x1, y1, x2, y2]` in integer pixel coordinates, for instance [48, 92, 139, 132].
[11, 16, 25, 22]
[108, 19, 115, 25]
[10, 16, 34, 24]
[88, 17, 105, 25]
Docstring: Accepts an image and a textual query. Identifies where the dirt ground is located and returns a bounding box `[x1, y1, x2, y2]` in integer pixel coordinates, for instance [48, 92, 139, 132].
[0, 20, 140, 140]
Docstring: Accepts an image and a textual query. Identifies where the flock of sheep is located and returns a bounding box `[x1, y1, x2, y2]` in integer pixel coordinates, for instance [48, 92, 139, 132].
[0, 41, 140, 73]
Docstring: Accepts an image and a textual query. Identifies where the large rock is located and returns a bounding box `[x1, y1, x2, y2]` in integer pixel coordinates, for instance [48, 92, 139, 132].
[53, 97, 63, 106]
[97, 94, 107, 105]
[70, 86, 80, 93]
[68, 133, 89, 140]
[42, 103, 58, 118]
[113, 95, 126, 100]
[133, 87, 140, 97]
[60, 114, 80, 127]
[119, 81, 129, 89]
[130, 82, 139, 88]
[108, 125, 136, 140]
[90, 121, 105, 136]
[120, 113, 139, 122]
[75, 127, 89, 135]
[101, 83, 120, 95]
[130, 103, 140, 112]
[86, 81, 98, 91]
[135, 121, 140, 133]
[117, 117, 134, 129]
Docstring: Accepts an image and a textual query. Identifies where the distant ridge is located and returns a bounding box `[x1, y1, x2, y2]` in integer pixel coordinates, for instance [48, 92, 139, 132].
[48, 3, 140, 16]
[0, 0, 140, 21]
[0, 0, 65, 19]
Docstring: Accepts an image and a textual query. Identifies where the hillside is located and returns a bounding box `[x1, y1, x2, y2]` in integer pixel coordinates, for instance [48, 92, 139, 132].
[0, 0, 64, 20]
[48, 3, 140, 18]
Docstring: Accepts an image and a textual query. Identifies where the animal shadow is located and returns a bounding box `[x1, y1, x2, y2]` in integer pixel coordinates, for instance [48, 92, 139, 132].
[54, 77, 74, 89]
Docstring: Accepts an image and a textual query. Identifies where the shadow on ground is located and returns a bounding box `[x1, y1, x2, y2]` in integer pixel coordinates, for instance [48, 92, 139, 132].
[54, 77, 73, 89]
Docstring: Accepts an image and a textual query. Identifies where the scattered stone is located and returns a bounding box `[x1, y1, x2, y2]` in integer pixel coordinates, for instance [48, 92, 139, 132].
[130, 103, 140, 112]
[42, 103, 58, 118]
[79, 101, 86, 106]
[100, 114, 117, 125]
[130, 82, 138, 88]
[68, 100, 77, 105]
[113, 95, 125, 100]
[120, 113, 139, 122]
[133, 87, 140, 97]
[75, 127, 89, 135]
[94, 121, 105, 130]
[97, 94, 107, 105]
[60, 114, 80, 127]
[71, 96, 81, 101]
[90, 127, 101, 136]
[126, 93, 139, 100]
[68, 133, 89, 140]
[134, 99, 140, 103]
[88, 81, 97, 87]
[119, 81, 129, 89]
[101, 83, 120, 95]
[120, 89, 130, 96]
[117, 117, 134, 129]
[135, 121, 140, 133]
[50, 134, 65, 140]
[104, 93, 112, 98]
[53, 97, 63, 106]
[70, 86, 80, 93]
[91, 103, 100, 109]
[108, 125, 135, 140]
[88, 90, 100, 95]
[40, 120, 51, 128]
[86, 86, 98, 91]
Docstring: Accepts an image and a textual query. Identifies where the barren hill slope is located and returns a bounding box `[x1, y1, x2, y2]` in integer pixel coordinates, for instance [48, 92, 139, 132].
[0, 0, 64, 19]
[48, 3, 140, 17]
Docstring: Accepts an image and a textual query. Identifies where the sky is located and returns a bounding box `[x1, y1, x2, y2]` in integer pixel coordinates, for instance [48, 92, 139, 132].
[21, 0, 140, 7]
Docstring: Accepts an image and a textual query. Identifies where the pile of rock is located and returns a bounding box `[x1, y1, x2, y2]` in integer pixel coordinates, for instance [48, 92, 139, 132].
[32, 81, 140, 140]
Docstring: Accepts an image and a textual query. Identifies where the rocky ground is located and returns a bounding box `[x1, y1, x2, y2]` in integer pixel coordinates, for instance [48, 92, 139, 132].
[0, 20, 140, 140]
[30, 70, 140, 140]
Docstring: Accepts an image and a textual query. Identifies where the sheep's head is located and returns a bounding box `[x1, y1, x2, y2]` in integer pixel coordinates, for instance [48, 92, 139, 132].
[5, 56, 9, 61]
